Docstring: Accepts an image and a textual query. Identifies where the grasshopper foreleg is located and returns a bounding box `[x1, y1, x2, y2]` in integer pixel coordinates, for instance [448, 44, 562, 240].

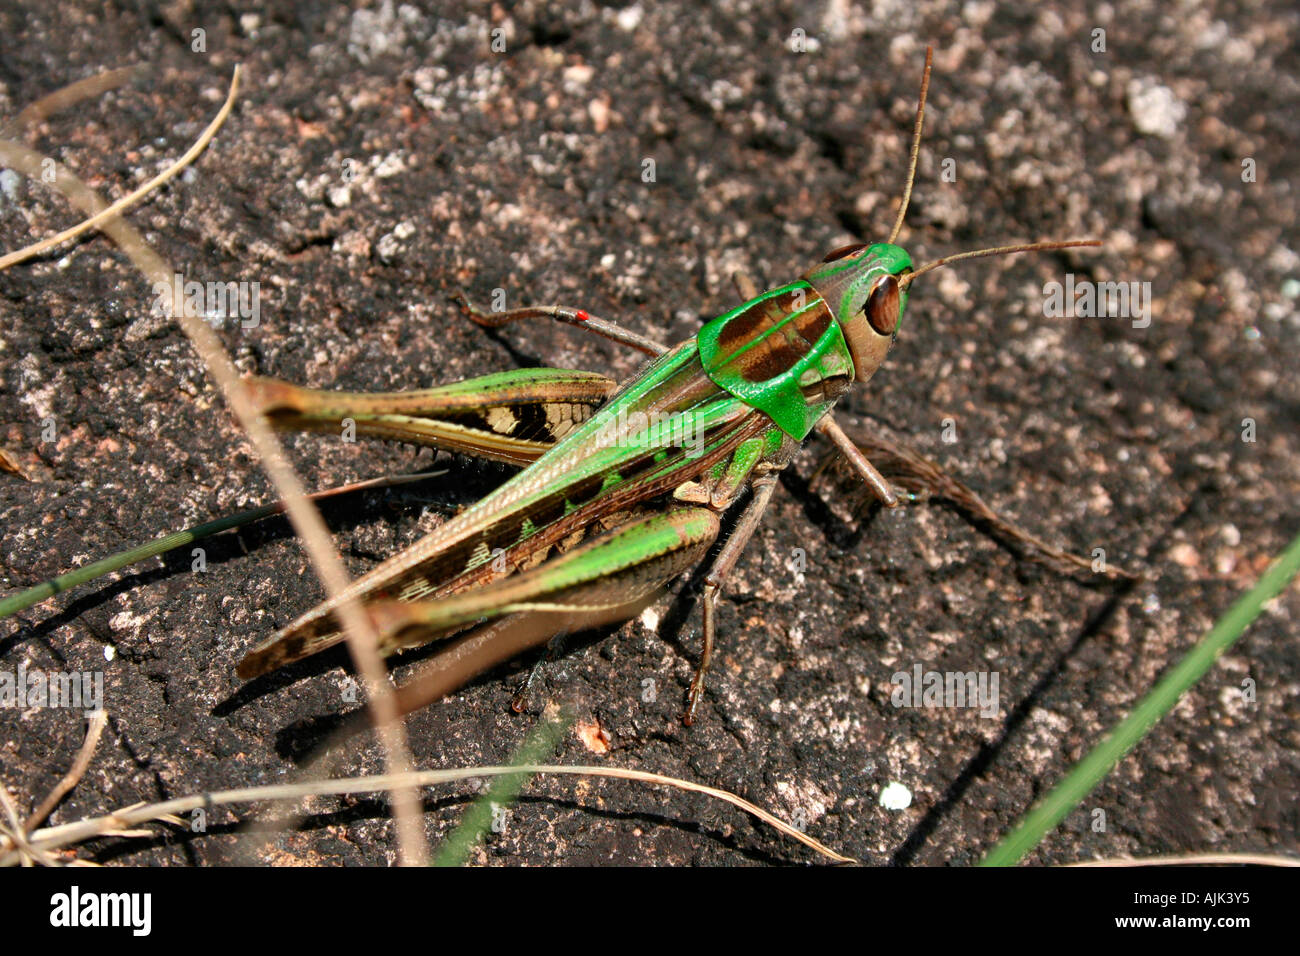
[817, 423, 1138, 580]
[816, 416, 901, 508]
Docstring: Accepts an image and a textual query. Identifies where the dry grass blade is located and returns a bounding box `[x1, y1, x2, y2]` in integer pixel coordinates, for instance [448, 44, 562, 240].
[0, 786, 45, 865]
[6, 765, 855, 865]
[0, 67, 427, 864]
[10, 64, 146, 131]
[0, 67, 232, 269]
[24, 712, 108, 832]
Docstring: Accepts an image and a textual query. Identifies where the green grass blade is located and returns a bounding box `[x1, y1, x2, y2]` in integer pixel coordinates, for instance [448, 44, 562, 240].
[433, 708, 572, 867]
[981, 527, 1300, 866]
[0, 470, 444, 620]
[0, 504, 281, 619]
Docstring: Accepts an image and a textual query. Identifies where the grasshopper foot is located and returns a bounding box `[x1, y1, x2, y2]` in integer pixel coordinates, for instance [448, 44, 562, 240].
[682, 677, 706, 726]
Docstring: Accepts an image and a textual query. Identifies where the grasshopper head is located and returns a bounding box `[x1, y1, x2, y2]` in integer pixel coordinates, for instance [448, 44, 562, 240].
[800, 48, 1099, 386]
[802, 242, 912, 383]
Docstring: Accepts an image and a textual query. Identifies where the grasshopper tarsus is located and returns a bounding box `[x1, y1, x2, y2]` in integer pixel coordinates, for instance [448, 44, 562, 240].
[510, 654, 545, 714]
[682, 676, 707, 726]
[450, 289, 487, 324]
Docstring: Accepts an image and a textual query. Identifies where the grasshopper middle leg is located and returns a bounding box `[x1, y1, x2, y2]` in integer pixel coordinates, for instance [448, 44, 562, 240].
[686, 469, 781, 725]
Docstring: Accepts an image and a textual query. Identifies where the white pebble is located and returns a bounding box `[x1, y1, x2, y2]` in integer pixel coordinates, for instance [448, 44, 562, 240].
[1127, 79, 1186, 140]
[879, 781, 913, 810]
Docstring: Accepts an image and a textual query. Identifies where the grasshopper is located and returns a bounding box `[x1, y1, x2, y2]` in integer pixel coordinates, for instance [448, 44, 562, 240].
[224, 48, 1105, 724]
[2, 49, 1111, 726]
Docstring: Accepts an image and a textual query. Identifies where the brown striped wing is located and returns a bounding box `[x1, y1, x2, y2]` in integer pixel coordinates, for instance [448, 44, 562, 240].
[236, 344, 774, 677]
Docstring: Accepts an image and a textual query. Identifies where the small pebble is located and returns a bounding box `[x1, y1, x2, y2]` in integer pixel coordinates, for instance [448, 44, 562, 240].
[0, 169, 22, 202]
[879, 782, 913, 810]
[1127, 79, 1186, 139]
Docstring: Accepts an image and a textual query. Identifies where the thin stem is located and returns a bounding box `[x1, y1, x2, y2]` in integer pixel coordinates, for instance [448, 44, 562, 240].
[7, 764, 855, 866]
[0, 68, 428, 864]
[24, 712, 108, 833]
[0, 67, 239, 269]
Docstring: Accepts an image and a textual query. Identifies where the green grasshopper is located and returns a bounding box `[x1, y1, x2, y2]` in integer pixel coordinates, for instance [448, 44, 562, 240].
[225, 49, 1104, 724]
[2, 49, 1109, 725]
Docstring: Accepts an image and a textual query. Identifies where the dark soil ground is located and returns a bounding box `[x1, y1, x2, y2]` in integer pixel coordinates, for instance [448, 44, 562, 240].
[0, 1, 1296, 866]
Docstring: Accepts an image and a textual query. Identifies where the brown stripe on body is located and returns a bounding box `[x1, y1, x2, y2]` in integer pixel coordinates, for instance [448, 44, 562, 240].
[380, 405, 769, 605]
[712, 288, 834, 384]
[383, 354, 741, 593]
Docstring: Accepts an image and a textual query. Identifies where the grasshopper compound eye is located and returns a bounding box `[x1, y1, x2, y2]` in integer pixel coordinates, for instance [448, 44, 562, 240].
[863, 273, 901, 336]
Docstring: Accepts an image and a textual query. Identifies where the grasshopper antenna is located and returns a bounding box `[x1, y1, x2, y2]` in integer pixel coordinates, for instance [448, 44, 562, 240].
[899, 239, 1101, 290]
[887, 45, 934, 245]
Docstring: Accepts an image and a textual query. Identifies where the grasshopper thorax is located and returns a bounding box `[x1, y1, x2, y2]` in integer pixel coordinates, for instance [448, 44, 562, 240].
[802, 241, 912, 384]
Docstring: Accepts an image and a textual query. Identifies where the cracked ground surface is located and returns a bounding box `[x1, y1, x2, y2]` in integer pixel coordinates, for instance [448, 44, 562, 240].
[0, 1, 1297, 865]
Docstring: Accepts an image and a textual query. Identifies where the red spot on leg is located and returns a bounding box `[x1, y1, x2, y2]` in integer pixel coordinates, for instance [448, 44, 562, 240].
[574, 310, 590, 322]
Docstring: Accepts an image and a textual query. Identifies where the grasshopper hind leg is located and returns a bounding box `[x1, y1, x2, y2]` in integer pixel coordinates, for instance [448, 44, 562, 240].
[453, 292, 669, 356]
[483, 468, 785, 726]
[358, 507, 723, 696]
